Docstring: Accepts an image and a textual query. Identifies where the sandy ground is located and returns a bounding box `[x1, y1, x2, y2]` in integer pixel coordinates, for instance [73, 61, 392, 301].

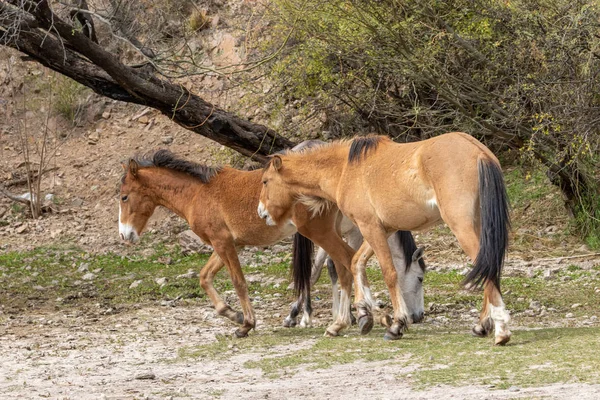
[2, 302, 600, 400]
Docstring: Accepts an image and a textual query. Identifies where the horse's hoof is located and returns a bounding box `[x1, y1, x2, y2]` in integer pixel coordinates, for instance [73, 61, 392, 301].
[383, 331, 403, 341]
[494, 333, 511, 346]
[234, 329, 249, 338]
[235, 311, 244, 325]
[283, 317, 297, 328]
[472, 324, 488, 337]
[324, 329, 339, 337]
[472, 317, 493, 338]
[358, 315, 374, 335]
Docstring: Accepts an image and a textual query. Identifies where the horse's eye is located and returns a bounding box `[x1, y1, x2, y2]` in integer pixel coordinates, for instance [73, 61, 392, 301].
[121, 195, 128, 202]
[262, 180, 267, 185]
[418, 277, 424, 283]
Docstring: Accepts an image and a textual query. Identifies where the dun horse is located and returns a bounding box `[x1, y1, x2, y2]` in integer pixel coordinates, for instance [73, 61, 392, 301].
[118, 149, 425, 337]
[258, 132, 511, 345]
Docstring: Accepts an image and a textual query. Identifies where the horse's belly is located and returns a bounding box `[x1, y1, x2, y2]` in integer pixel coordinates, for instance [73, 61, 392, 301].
[234, 221, 297, 247]
[377, 201, 441, 232]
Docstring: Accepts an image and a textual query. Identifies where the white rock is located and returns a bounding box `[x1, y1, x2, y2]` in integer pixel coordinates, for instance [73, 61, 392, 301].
[129, 280, 143, 289]
[82, 273, 96, 281]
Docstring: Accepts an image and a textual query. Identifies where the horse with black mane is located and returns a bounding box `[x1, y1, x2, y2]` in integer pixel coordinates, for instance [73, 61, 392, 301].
[118, 148, 426, 337]
[258, 132, 511, 345]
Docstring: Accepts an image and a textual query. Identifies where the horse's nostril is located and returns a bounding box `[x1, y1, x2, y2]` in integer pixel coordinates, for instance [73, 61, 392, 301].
[413, 312, 424, 323]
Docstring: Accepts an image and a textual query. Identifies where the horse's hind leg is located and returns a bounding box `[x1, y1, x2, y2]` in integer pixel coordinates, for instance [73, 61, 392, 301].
[324, 257, 356, 325]
[358, 224, 409, 340]
[352, 241, 376, 335]
[199, 253, 244, 325]
[444, 217, 511, 345]
[310, 247, 329, 287]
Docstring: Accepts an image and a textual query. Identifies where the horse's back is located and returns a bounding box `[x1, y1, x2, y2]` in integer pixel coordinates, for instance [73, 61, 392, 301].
[338, 132, 494, 231]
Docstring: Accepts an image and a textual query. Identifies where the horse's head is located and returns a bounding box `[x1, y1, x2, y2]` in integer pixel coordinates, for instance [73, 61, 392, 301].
[402, 246, 426, 323]
[258, 155, 296, 226]
[118, 159, 156, 244]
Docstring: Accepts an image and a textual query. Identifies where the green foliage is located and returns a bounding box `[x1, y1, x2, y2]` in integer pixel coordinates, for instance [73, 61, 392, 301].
[187, 9, 210, 32]
[263, 0, 600, 242]
[50, 75, 86, 124]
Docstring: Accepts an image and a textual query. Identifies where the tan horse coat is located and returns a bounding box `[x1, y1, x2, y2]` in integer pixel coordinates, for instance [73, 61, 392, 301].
[259, 132, 511, 344]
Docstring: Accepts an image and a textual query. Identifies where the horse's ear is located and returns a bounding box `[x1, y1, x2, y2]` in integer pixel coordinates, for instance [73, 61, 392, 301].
[412, 247, 425, 262]
[129, 159, 139, 177]
[272, 155, 282, 171]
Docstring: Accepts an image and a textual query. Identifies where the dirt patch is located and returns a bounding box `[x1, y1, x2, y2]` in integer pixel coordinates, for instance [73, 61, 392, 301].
[2, 303, 600, 399]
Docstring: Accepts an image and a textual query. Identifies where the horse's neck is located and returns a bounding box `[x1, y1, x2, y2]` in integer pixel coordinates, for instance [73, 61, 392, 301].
[140, 169, 202, 221]
[287, 147, 345, 201]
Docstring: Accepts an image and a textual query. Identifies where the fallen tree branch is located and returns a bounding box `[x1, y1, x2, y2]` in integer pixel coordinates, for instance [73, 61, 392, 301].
[0, 185, 32, 206]
[4, 167, 59, 188]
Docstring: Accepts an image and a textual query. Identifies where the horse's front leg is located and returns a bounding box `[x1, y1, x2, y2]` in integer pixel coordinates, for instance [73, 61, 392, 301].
[359, 225, 410, 340]
[212, 241, 256, 338]
[199, 253, 244, 325]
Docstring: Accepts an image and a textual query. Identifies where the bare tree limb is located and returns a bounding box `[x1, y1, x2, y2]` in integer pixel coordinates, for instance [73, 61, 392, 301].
[0, 1, 294, 161]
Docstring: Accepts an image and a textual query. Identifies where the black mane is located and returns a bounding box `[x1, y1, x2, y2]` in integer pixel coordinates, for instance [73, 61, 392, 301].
[397, 231, 426, 271]
[130, 149, 221, 183]
[348, 136, 384, 163]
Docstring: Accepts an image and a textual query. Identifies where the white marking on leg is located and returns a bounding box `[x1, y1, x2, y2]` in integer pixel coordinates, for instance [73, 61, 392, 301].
[337, 289, 351, 327]
[331, 282, 340, 320]
[300, 312, 312, 328]
[491, 301, 511, 338]
[362, 286, 374, 310]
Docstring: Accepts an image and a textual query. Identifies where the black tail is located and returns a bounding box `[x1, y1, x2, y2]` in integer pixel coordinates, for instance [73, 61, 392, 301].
[292, 233, 314, 297]
[465, 158, 511, 291]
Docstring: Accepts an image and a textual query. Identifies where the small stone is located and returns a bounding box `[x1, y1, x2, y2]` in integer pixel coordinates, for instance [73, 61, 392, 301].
[77, 263, 90, 273]
[529, 300, 541, 310]
[157, 256, 173, 265]
[543, 270, 553, 280]
[88, 131, 100, 144]
[571, 303, 581, 309]
[508, 386, 520, 392]
[590, 316, 598, 322]
[155, 277, 168, 286]
[458, 267, 470, 276]
[161, 136, 174, 144]
[565, 312, 575, 319]
[176, 269, 198, 280]
[138, 116, 149, 124]
[102, 111, 111, 119]
[178, 230, 213, 255]
[16, 225, 28, 234]
[82, 273, 96, 281]
[134, 372, 156, 380]
[129, 280, 143, 289]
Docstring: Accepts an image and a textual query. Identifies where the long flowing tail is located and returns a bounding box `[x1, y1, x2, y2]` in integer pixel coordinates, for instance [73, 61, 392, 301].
[465, 158, 511, 291]
[292, 233, 314, 297]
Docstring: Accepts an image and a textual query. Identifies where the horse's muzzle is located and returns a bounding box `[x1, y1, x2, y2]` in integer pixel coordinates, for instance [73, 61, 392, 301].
[412, 312, 425, 324]
[119, 222, 139, 244]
